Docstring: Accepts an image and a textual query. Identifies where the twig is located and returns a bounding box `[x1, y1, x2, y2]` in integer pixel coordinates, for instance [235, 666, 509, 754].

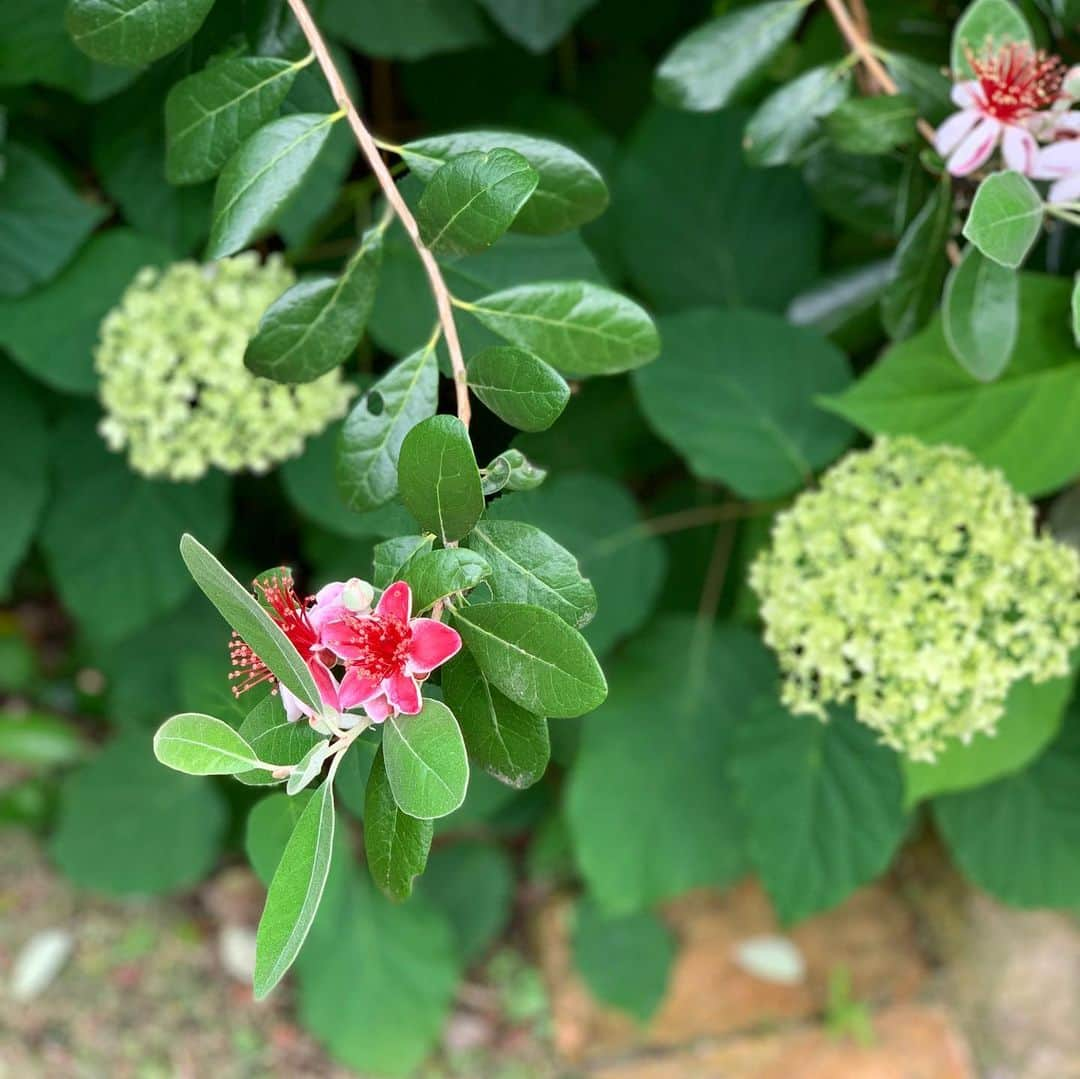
[284, 0, 471, 428]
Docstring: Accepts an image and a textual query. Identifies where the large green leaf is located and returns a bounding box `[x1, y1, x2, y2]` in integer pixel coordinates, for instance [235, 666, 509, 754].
[942, 245, 1019, 381]
[462, 281, 659, 377]
[235, 693, 323, 788]
[962, 170, 1043, 270]
[374, 534, 435, 589]
[364, 745, 433, 900]
[951, 0, 1033, 78]
[246, 791, 313, 886]
[824, 94, 918, 155]
[153, 712, 262, 775]
[401, 130, 608, 234]
[337, 345, 439, 511]
[634, 308, 853, 498]
[0, 143, 106, 298]
[66, 0, 215, 66]
[441, 649, 550, 789]
[466, 346, 569, 431]
[935, 709, 1080, 908]
[179, 534, 324, 716]
[730, 698, 909, 925]
[0, 229, 172, 394]
[418, 148, 538, 256]
[820, 274, 1080, 496]
[166, 56, 305, 184]
[615, 107, 821, 313]
[246, 227, 382, 383]
[903, 673, 1075, 806]
[467, 520, 596, 628]
[254, 776, 336, 999]
[654, 0, 809, 112]
[453, 602, 606, 717]
[397, 415, 485, 543]
[565, 618, 748, 912]
[207, 113, 339, 258]
[473, 0, 597, 51]
[321, 0, 491, 60]
[399, 548, 491, 611]
[382, 699, 470, 820]
[51, 734, 226, 895]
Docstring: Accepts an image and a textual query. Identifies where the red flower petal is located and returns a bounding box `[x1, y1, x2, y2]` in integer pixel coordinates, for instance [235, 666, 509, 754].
[408, 618, 462, 675]
[377, 580, 412, 623]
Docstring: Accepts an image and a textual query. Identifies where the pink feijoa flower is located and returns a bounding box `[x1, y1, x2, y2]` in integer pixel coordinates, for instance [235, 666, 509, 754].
[1031, 114, 1080, 202]
[936, 43, 1065, 176]
[321, 581, 462, 722]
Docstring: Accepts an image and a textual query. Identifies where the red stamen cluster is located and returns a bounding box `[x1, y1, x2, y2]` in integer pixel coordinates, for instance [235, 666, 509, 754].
[967, 40, 1066, 123]
[335, 610, 410, 683]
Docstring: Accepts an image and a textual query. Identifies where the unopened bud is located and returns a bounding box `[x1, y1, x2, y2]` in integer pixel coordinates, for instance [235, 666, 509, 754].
[342, 577, 374, 612]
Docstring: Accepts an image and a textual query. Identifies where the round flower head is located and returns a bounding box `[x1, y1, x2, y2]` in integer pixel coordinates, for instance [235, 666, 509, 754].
[95, 253, 355, 480]
[750, 437, 1080, 761]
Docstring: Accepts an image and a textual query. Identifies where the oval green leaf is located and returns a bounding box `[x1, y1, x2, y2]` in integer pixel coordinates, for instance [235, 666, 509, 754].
[962, 170, 1043, 270]
[236, 693, 323, 788]
[399, 548, 491, 612]
[66, 0, 215, 66]
[466, 346, 569, 431]
[382, 698, 470, 820]
[942, 245, 1019, 381]
[153, 712, 262, 775]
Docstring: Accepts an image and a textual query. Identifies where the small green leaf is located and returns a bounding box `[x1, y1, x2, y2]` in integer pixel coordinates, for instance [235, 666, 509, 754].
[441, 649, 550, 789]
[401, 130, 608, 234]
[154, 712, 263, 775]
[165, 56, 305, 185]
[452, 602, 607, 718]
[373, 535, 435, 589]
[962, 171, 1043, 270]
[286, 740, 333, 795]
[382, 699, 470, 820]
[951, 0, 1033, 79]
[337, 345, 439, 512]
[179, 534, 324, 717]
[66, 0, 215, 66]
[246, 791, 313, 887]
[466, 346, 569, 432]
[254, 777, 336, 999]
[364, 745, 433, 900]
[824, 94, 918, 155]
[655, 0, 808, 112]
[463, 281, 659, 377]
[399, 548, 491, 611]
[397, 415, 485, 543]
[418, 148, 538, 256]
[467, 520, 596, 628]
[942, 245, 1019, 381]
[236, 693, 323, 788]
[472, 0, 596, 52]
[246, 227, 383, 383]
[207, 113, 339, 259]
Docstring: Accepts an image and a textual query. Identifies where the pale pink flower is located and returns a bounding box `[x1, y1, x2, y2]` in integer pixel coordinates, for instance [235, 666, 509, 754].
[1031, 114, 1080, 203]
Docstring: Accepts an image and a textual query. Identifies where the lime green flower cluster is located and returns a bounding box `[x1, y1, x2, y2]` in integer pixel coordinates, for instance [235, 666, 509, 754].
[95, 254, 355, 481]
[750, 437, 1080, 761]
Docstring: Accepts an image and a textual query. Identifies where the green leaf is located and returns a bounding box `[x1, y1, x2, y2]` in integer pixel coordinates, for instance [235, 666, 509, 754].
[179, 533, 324, 717]
[731, 699, 909, 925]
[364, 745, 433, 900]
[935, 710, 1080, 908]
[286, 739, 333, 795]
[820, 274, 1080, 496]
[1073, 274, 1080, 347]
[951, 0, 1033, 78]
[382, 698, 470, 820]
[337, 345, 439, 512]
[615, 107, 821, 313]
[803, 146, 907, 238]
[165, 56, 306, 184]
[634, 308, 853, 499]
[942, 245, 1019, 381]
[235, 693, 323, 788]
[401, 130, 608, 234]
[0, 143, 106, 298]
[397, 415, 485, 543]
[466, 346, 569, 432]
[321, 0, 491, 60]
[654, 0, 808, 112]
[881, 179, 952, 340]
[246, 791, 313, 886]
[441, 648, 551, 789]
[903, 673, 1075, 806]
[418, 148, 539, 256]
[962, 170, 1043, 270]
[246, 227, 382, 383]
[824, 94, 918, 155]
[254, 777, 336, 999]
[153, 712, 263, 775]
[399, 548, 491, 611]
[374, 534, 434, 589]
[206, 113, 339, 258]
[51, 734, 226, 895]
[467, 520, 596, 628]
[66, 0, 215, 66]
[472, 0, 596, 52]
[0, 712, 83, 768]
[883, 52, 954, 124]
[565, 618, 747, 912]
[743, 64, 851, 168]
[572, 899, 675, 1022]
[452, 602, 606, 718]
[463, 281, 659, 378]
[0, 229, 172, 394]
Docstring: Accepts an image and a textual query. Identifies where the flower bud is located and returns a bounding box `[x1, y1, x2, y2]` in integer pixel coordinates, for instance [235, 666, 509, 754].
[342, 577, 375, 612]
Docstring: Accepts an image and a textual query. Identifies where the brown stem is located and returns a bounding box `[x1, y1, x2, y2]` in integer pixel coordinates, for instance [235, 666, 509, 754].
[284, 0, 471, 428]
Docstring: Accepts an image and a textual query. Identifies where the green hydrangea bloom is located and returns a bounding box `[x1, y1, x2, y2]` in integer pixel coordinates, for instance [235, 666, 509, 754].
[95, 254, 355, 481]
[750, 437, 1080, 761]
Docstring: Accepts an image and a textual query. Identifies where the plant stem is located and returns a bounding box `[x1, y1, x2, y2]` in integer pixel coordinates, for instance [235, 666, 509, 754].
[284, 0, 471, 428]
